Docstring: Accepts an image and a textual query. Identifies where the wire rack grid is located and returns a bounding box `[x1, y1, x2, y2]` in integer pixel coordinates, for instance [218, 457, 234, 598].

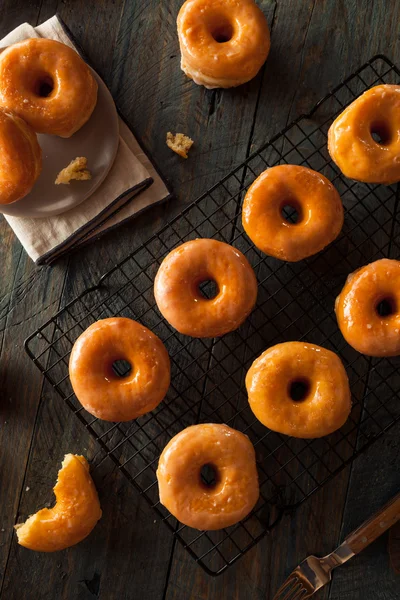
[25, 55, 400, 576]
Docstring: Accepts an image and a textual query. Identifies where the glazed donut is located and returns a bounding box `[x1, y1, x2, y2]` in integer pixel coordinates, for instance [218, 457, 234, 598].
[177, 0, 270, 89]
[15, 454, 101, 552]
[245, 342, 351, 438]
[242, 165, 344, 262]
[157, 423, 259, 530]
[0, 38, 98, 137]
[0, 109, 41, 204]
[328, 85, 400, 184]
[69, 318, 170, 422]
[335, 259, 400, 357]
[154, 239, 258, 338]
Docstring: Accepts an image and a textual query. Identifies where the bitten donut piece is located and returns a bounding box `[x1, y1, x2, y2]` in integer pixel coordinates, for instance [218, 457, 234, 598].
[246, 342, 351, 438]
[69, 318, 171, 422]
[0, 109, 42, 204]
[0, 38, 98, 137]
[335, 259, 400, 356]
[157, 423, 259, 530]
[328, 84, 400, 184]
[242, 165, 344, 262]
[154, 239, 258, 338]
[15, 454, 101, 552]
[177, 0, 270, 89]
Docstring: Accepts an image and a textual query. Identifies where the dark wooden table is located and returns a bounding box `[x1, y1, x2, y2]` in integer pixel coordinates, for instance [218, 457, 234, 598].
[1, 1, 400, 598]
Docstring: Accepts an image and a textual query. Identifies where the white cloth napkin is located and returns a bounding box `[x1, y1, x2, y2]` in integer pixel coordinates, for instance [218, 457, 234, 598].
[0, 16, 171, 265]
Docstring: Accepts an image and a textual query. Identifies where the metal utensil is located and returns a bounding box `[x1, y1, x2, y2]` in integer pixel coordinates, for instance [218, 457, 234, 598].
[273, 491, 400, 600]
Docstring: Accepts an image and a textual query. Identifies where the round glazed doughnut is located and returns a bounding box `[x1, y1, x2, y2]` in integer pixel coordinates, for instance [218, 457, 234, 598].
[15, 454, 101, 552]
[328, 85, 400, 184]
[69, 318, 170, 422]
[177, 0, 270, 89]
[245, 342, 351, 438]
[335, 259, 400, 356]
[157, 423, 259, 530]
[0, 109, 41, 204]
[154, 239, 258, 338]
[0, 38, 98, 137]
[242, 165, 344, 262]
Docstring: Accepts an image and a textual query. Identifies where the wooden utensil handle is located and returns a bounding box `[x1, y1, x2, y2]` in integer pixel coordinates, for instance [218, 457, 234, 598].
[344, 491, 400, 555]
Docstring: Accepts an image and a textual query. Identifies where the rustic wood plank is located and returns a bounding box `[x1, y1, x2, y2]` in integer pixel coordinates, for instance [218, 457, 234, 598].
[0, 0, 399, 598]
[0, 212, 71, 591]
[0, 252, 68, 592]
[0, 0, 42, 31]
[328, 431, 400, 600]
[0, 1, 177, 598]
[0, 2, 71, 594]
[389, 521, 400, 575]
[165, 0, 400, 598]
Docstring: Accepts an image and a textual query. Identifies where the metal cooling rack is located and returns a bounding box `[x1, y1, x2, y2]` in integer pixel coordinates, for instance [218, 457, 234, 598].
[25, 55, 400, 576]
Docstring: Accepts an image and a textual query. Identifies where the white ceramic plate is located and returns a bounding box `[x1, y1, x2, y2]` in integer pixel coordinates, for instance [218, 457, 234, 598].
[1, 70, 119, 218]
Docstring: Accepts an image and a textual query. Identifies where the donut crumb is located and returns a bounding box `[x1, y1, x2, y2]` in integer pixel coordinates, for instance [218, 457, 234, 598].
[166, 132, 194, 159]
[55, 157, 92, 185]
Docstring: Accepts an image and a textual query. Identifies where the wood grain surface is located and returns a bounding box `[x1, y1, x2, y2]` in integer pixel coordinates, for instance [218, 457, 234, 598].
[0, 1, 399, 599]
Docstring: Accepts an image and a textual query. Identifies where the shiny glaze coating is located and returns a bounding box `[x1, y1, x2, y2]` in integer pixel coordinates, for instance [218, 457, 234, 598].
[177, 0, 270, 89]
[157, 423, 259, 530]
[335, 259, 400, 356]
[242, 165, 344, 262]
[15, 454, 102, 552]
[0, 38, 98, 137]
[154, 238, 258, 338]
[328, 85, 400, 184]
[69, 318, 170, 422]
[246, 342, 351, 438]
[0, 109, 41, 204]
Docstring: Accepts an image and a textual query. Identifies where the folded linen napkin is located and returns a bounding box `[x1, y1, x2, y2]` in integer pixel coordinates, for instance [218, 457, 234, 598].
[0, 16, 171, 265]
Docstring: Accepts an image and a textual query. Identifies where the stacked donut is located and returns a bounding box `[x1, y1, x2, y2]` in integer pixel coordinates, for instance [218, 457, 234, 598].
[177, 0, 270, 89]
[0, 38, 97, 205]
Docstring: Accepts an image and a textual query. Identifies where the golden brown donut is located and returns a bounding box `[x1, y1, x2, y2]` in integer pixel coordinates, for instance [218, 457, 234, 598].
[242, 165, 344, 262]
[157, 423, 259, 530]
[335, 259, 400, 357]
[0, 109, 41, 204]
[328, 84, 400, 184]
[154, 239, 258, 338]
[245, 342, 351, 438]
[0, 38, 98, 137]
[15, 454, 101, 552]
[177, 0, 270, 89]
[69, 318, 170, 422]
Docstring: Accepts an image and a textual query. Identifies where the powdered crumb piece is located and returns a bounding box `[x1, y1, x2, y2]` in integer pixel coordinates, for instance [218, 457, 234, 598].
[55, 157, 92, 185]
[166, 132, 194, 159]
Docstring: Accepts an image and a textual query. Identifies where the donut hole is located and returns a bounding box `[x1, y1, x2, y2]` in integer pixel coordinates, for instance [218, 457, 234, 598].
[370, 122, 392, 145]
[35, 75, 54, 98]
[376, 296, 397, 317]
[280, 199, 302, 224]
[209, 19, 234, 43]
[288, 378, 311, 402]
[200, 463, 219, 488]
[111, 359, 132, 378]
[198, 279, 220, 300]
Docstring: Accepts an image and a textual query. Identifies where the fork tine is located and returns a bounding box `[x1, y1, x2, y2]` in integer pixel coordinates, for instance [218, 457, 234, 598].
[273, 577, 310, 600]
